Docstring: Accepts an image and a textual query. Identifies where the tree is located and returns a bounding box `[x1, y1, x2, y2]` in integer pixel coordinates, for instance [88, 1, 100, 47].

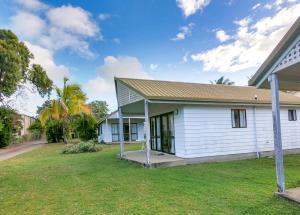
[39, 77, 91, 144]
[36, 100, 52, 116]
[89, 100, 109, 122]
[0, 29, 53, 103]
[210, 76, 235, 85]
[0, 107, 22, 147]
[74, 114, 97, 141]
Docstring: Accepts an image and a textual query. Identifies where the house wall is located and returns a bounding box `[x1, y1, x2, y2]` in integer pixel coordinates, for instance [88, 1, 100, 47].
[98, 118, 145, 143]
[179, 105, 300, 158]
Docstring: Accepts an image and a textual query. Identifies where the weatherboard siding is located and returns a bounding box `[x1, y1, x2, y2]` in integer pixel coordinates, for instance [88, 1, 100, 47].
[117, 81, 143, 107]
[179, 105, 300, 158]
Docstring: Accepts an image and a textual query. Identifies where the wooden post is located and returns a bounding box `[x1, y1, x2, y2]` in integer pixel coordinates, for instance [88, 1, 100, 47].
[118, 107, 124, 159]
[269, 73, 285, 193]
[144, 100, 151, 166]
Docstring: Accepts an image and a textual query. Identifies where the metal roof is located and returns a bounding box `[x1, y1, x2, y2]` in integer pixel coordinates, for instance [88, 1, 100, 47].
[116, 77, 300, 105]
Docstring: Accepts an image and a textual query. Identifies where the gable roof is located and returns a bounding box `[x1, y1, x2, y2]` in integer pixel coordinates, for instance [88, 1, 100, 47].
[116, 77, 300, 105]
[249, 17, 300, 88]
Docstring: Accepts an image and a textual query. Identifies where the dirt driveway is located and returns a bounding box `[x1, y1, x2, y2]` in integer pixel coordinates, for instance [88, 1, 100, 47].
[0, 140, 46, 161]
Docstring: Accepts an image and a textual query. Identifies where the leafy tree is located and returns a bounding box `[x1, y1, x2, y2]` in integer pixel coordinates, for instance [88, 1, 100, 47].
[210, 76, 235, 85]
[39, 77, 91, 144]
[0, 29, 53, 103]
[74, 114, 97, 141]
[0, 107, 22, 147]
[28, 119, 44, 140]
[36, 100, 52, 116]
[45, 119, 63, 143]
[89, 100, 109, 122]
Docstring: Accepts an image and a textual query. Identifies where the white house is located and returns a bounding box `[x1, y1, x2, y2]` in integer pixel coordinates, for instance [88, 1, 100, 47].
[115, 77, 300, 165]
[98, 110, 145, 143]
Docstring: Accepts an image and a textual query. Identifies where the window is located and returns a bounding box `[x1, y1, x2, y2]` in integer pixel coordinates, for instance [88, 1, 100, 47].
[288, 110, 297, 121]
[99, 124, 103, 135]
[130, 124, 138, 141]
[231, 109, 247, 128]
[111, 124, 119, 142]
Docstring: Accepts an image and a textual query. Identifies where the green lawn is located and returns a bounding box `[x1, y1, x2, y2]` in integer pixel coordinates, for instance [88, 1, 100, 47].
[1, 144, 300, 214]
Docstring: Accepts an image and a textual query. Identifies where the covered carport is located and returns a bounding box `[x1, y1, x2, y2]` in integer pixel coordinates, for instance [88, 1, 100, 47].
[249, 17, 300, 197]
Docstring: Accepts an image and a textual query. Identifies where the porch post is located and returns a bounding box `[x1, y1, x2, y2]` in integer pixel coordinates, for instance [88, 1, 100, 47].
[269, 73, 285, 193]
[105, 118, 108, 142]
[144, 100, 151, 166]
[129, 117, 131, 142]
[118, 107, 124, 159]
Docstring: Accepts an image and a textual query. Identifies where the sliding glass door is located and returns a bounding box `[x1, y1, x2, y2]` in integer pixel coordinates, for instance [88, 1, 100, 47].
[150, 112, 175, 154]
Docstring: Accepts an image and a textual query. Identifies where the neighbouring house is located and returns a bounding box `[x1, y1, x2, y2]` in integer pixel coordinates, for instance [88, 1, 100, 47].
[18, 114, 36, 136]
[98, 110, 145, 143]
[115, 77, 300, 164]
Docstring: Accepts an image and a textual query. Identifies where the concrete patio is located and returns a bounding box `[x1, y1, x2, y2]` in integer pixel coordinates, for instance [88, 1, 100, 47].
[277, 187, 300, 204]
[123, 150, 185, 168]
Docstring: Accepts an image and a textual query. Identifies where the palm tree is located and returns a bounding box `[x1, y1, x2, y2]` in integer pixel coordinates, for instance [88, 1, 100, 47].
[210, 76, 235, 85]
[39, 77, 91, 144]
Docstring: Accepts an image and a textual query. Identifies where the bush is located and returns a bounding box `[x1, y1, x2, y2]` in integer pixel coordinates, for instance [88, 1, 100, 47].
[0, 107, 21, 148]
[45, 119, 63, 143]
[28, 120, 44, 140]
[74, 114, 97, 141]
[62, 140, 101, 154]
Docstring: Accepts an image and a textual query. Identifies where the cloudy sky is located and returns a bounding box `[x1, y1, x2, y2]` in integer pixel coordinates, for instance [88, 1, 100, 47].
[0, 0, 299, 115]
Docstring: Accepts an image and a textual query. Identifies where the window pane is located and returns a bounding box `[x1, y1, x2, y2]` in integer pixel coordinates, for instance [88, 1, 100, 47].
[240, 110, 247, 127]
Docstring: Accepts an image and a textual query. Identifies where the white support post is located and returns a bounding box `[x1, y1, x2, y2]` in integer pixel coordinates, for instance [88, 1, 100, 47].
[118, 107, 124, 159]
[129, 117, 131, 142]
[144, 100, 151, 166]
[269, 73, 285, 193]
[105, 118, 108, 142]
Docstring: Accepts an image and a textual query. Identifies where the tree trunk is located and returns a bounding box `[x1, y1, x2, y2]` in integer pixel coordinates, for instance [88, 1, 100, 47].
[63, 121, 68, 144]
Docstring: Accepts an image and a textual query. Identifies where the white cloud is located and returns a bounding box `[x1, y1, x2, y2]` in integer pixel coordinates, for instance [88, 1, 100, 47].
[15, 0, 48, 11]
[25, 41, 70, 86]
[252, 3, 261, 10]
[150, 64, 159, 70]
[182, 52, 189, 62]
[264, 0, 296, 10]
[216, 30, 230, 42]
[47, 5, 99, 37]
[84, 56, 150, 108]
[234, 17, 251, 27]
[10, 12, 45, 38]
[172, 23, 194, 41]
[113, 38, 121, 44]
[176, 0, 211, 17]
[39, 27, 95, 58]
[191, 3, 300, 73]
[10, 3, 100, 58]
[98, 13, 111, 21]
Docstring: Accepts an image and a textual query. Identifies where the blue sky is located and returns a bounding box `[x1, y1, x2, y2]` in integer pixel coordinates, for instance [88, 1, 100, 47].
[0, 0, 299, 115]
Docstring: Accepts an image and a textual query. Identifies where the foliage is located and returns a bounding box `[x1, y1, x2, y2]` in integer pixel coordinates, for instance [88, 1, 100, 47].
[88, 100, 109, 122]
[0, 29, 53, 102]
[36, 100, 52, 115]
[210, 76, 235, 85]
[62, 140, 101, 154]
[0, 107, 22, 147]
[28, 120, 44, 140]
[74, 114, 97, 141]
[45, 119, 63, 143]
[39, 77, 91, 144]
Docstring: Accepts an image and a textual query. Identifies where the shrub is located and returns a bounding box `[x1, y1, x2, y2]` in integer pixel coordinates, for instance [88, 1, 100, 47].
[28, 120, 44, 140]
[62, 140, 101, 154]
[45, 119, 63, 143]
[74, 114, 97, 141]
[0, 107, 20, 148]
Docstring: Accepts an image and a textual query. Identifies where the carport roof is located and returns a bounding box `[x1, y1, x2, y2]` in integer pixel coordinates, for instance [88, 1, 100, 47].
[115, 77, 300, 105]
[248, 17, 300, 89]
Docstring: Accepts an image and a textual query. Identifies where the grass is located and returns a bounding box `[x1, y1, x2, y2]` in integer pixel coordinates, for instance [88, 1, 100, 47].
[1, 143, 300, 214]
